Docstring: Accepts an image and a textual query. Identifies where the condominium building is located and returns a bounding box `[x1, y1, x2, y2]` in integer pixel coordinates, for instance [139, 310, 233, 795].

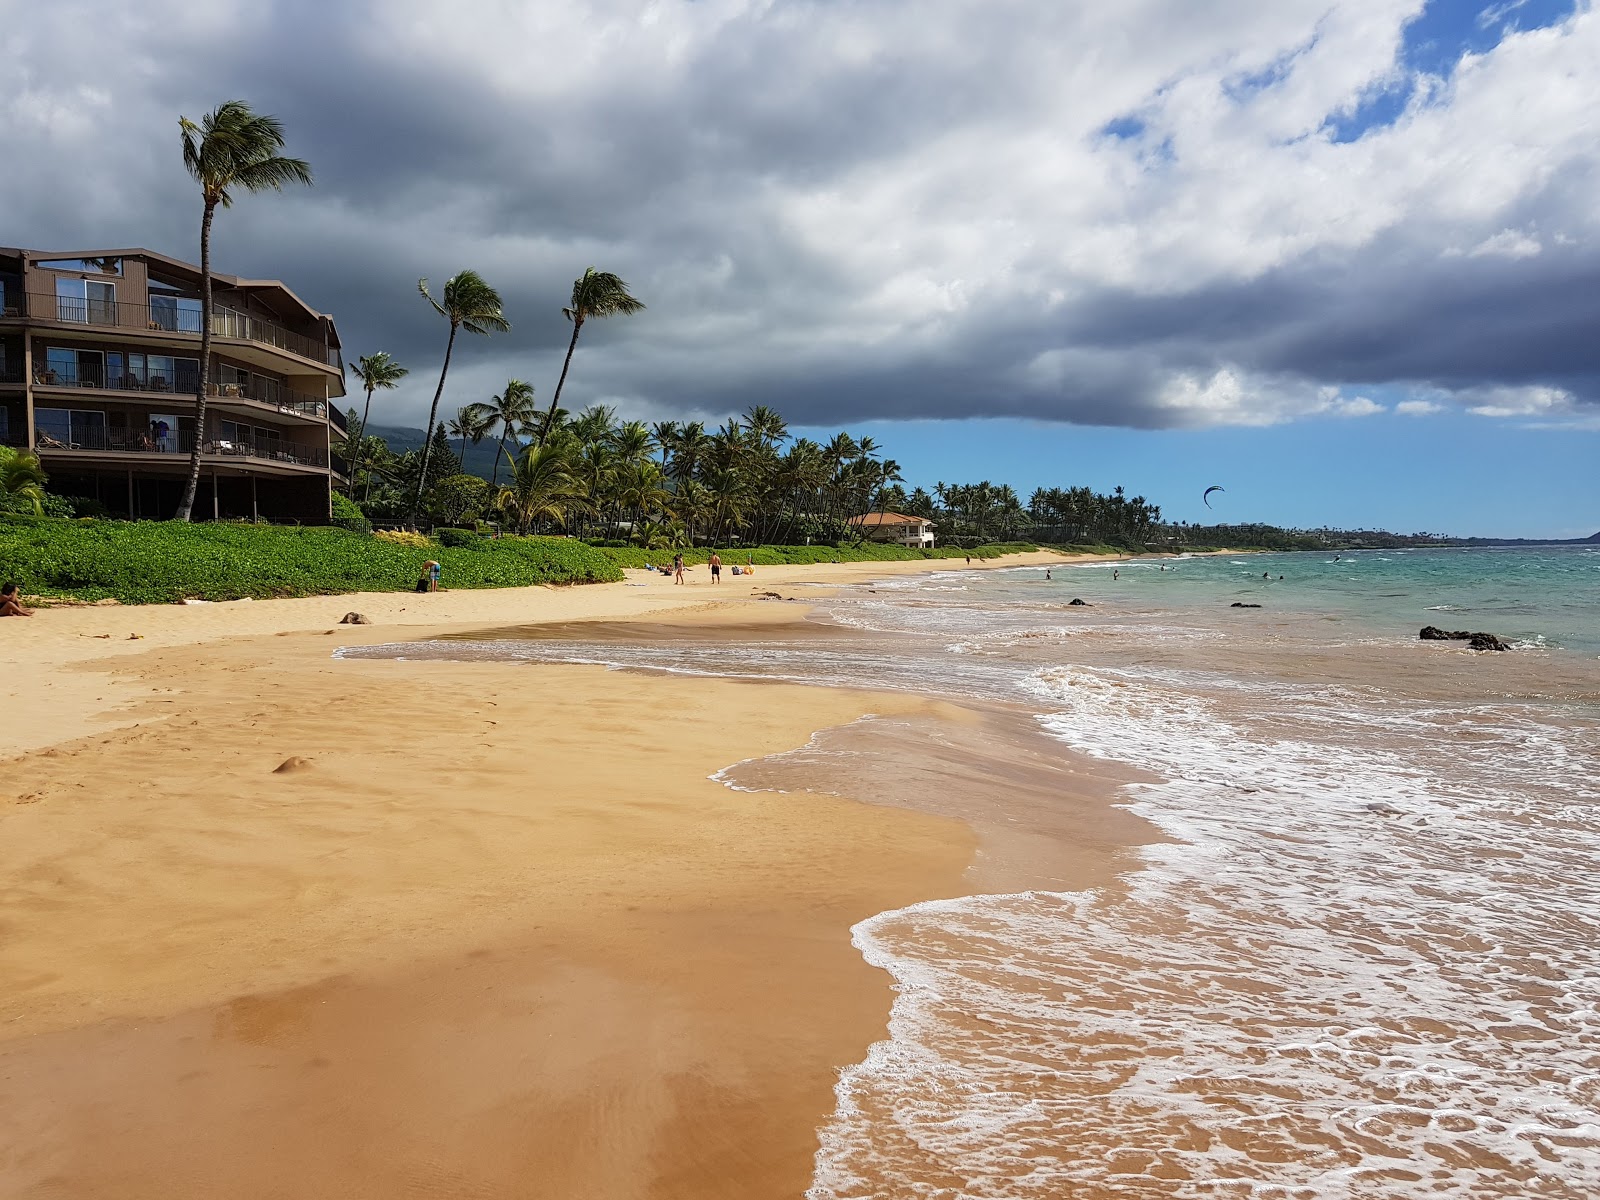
[0, 246, 347, 522]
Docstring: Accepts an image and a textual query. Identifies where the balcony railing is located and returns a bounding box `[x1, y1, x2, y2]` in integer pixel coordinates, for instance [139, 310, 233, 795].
[23, 293, 338, 367]
[33, 427, 329, 469]
[0, 363, 23, 385]
[32, 362, 328, 419]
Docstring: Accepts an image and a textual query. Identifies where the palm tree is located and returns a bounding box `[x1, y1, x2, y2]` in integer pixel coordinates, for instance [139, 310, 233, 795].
[346, 351, 408, 496]
[536, 268, 645, 445]
[468, 379, 538, 490]
[0, 446, 48, 515]
[496, 444, 589, 534]
[416, 270, 509, 519]
[174, 101, 312, 521]
[448, 405, 491, 462]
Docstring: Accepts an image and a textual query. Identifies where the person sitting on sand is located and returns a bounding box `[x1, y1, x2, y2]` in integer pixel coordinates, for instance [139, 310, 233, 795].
[1, 583, 34, 617]
[745, 555, 755, 577]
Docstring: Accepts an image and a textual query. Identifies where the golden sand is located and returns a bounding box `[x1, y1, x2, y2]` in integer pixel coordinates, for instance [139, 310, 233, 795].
[0, 552, 1139, 1198]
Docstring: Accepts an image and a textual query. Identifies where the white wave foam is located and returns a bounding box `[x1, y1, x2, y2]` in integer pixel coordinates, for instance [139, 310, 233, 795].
[811, 664, 1600, 1198]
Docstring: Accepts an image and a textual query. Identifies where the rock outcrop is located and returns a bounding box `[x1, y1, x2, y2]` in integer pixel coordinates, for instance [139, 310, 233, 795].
[1230, 602, 1262, 608]
[1419, 626, 1510, 651]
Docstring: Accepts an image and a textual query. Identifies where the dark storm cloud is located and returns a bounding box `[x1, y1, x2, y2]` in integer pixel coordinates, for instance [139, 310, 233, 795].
[3, 0, 1596, 429]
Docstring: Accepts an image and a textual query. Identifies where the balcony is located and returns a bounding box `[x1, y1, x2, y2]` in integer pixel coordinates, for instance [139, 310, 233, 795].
[31, 362, 329, 421]
[16, 293, 339, 369]
[33, 426, 329, 470]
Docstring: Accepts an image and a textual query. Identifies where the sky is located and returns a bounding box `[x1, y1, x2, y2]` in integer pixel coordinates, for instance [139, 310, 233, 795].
[1, 0, 1596, 537]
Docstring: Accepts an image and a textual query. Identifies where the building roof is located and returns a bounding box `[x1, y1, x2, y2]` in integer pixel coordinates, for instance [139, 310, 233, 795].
[14, 247, 336, 339]
[848, 511, 935, 527]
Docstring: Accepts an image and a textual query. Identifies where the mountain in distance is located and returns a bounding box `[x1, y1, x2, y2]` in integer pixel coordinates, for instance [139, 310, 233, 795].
[1446, 532, 1600, 546]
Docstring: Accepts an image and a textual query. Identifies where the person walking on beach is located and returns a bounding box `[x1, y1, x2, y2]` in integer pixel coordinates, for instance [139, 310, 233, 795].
[709, 552, 722, 584]
[674, 553, 685, 585]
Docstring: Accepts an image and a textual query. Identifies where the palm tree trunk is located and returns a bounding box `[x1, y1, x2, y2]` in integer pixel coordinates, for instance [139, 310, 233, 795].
[174, 200, 216, 521]
[352, 383, 376, 500]
[537, 317, 583, 446]
[490, 432, 508, 490]
[413, 322, 457, 522]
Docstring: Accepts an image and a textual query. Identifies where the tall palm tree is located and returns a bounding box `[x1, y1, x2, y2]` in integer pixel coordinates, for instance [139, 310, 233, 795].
[468, 379, 537, 490]
[448, 405, 491, 463]
[0, 446, 48, 515]
[416, 270, 509, 519]
[346, 351, 408, 497]
[173, 100, 312, 521]
[496, 444, 589, 534]
[536, 268, 644, 445]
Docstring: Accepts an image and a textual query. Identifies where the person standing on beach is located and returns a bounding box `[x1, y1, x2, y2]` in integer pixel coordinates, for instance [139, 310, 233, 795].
[709, 551, 722, 584]
[674, 553, 685, 585]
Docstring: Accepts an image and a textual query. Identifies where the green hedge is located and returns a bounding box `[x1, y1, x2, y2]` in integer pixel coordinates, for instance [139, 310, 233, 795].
[0, 519, 621, 605]
[595, 542, 1042, 569]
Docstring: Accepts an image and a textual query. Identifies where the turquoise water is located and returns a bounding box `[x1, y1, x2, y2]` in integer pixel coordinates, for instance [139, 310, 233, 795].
[1045, 545, 1600, 657]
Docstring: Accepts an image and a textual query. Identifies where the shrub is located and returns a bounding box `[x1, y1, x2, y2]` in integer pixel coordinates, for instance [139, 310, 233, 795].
[330, 493, 373, 534]
[374, 528, 431, 549]
[0, 521, 623, 605]
[435, 527, 479, 548]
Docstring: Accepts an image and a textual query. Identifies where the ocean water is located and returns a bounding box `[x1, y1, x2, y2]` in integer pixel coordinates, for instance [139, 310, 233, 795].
[340, 546, 1600, 1196]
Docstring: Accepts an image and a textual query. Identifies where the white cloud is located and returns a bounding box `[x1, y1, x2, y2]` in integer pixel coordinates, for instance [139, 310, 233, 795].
[0, 1, 1595, 430]
[1396, 399, 1445, 415]
[1464, 384, 1578, 418]
[1467, 228, 1543, 259]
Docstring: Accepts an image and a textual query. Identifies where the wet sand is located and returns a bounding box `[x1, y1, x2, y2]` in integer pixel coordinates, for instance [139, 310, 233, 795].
[0, 553, 1149, 1199]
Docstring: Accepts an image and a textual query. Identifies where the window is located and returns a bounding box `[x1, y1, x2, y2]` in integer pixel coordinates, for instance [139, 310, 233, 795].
[34, 407, 106, 449]
[43, 347, 105, 388]
[37, 257, 121, 276]
[130, 353, 199, 393]
[54, 277, 116, 324]
[147, 282, 202, 333]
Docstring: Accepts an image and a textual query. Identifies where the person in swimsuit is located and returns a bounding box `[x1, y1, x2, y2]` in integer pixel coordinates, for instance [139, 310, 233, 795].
[1, 583, 33, 617]
[674, 553, 685, 584]
[709, 552, 722, 584]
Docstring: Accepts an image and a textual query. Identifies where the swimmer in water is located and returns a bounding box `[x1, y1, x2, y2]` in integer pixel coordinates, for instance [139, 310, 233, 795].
[1045, 568, 1052, 580]
[1113, 569, 1119, 580]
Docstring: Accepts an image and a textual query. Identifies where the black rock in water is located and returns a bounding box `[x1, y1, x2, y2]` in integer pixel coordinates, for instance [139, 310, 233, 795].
[1068, 598, 1091, 606]
[1231, 602, 1262, 608]
[1419, 625, 1509, 651]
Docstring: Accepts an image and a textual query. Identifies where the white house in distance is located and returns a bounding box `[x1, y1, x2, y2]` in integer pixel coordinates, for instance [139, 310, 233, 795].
[848, 510, 936, 548]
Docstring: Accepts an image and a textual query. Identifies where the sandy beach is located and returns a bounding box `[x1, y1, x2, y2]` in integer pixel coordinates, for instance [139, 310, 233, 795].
[0, 550, 1146, 1198]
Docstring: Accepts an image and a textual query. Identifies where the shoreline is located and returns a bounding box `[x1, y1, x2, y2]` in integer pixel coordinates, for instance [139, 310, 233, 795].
[0, 550, 1154, 1198]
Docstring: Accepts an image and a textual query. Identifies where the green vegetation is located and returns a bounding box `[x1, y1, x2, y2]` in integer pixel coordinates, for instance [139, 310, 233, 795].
[0, 513, 1060, 606]
[0, 519, 620, 605]
[591, 542, 1044, 569]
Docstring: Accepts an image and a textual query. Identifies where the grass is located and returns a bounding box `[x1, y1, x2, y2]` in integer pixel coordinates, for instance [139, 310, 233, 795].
[0, 517, 622, 605]
[0, 517, 1065, 606]
[592, 541, 1045, 569]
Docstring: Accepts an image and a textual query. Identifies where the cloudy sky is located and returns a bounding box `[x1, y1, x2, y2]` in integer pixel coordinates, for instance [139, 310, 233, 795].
[2, 0, 1596, 533]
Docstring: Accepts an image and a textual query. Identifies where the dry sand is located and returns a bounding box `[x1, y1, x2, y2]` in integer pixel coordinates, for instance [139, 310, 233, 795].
[0, 551, 1142, 1198]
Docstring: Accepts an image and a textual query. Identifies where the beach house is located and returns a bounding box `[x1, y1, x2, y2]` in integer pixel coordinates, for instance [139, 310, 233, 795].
[0, 247, 346, 522]
[848, 510, 937, 548]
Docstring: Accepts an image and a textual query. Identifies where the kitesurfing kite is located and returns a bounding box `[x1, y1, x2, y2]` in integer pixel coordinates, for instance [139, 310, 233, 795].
[1203, 485, 1225, 509]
